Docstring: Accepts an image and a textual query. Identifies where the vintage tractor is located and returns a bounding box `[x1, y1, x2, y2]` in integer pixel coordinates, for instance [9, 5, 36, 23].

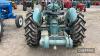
[22, 0, 34, 11]
[83, 0, 91, 8]
[76, 3, 86, 12]
[63, 0, 72, 8]
[25, 0, 86, 49]
[93, 1, 100, 6]
[0, 0, 23, 41]
[63, 0, 86, 12]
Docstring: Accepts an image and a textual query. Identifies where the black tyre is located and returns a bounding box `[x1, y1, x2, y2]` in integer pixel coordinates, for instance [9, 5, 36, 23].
[15, 15, 23, 28]
[25, 13, 41, 47]
[23, 5, 27, 11]
[0, 21, 3, 41]
[68, 14, 86, 47]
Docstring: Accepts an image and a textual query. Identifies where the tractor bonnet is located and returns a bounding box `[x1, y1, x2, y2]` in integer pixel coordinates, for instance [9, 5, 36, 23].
[0, 0, 11, 6]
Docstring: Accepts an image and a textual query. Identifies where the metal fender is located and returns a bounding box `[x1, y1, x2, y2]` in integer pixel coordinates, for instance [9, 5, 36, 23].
[66, 8, 78, 23]
[32, 8, 42, 25]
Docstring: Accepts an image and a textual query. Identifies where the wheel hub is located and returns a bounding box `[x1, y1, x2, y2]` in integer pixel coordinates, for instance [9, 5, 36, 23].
[19, 18, 23, 26]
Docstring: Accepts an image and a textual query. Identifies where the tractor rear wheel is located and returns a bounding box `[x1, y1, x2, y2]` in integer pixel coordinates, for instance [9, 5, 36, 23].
[25, 13, 41, 48]
[69, 14, 86, 47]
[0, 21, 3, 41]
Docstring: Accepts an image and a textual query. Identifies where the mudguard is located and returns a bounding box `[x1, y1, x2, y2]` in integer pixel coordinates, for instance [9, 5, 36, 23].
[65, 8, 78, 23]
[32, 8, 42, 25]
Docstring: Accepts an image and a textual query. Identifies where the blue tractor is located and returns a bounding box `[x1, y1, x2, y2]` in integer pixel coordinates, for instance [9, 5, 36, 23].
[25, 0, 86, 49]
[0, 0, 23, 41]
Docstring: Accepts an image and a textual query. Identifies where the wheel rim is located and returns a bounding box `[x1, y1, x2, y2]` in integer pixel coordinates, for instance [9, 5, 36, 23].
[19, 18, 23, 26]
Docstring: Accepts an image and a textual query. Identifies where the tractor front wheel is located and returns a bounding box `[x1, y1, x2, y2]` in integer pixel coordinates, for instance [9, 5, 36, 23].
[69, 14, 86, 47]
[25, 13, 41, 48]
[15, 15, 23, 28]
[0, 21, 3, 41]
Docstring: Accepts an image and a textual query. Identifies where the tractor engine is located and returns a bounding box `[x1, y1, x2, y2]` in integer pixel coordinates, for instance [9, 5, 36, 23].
[45, 3, 64, 34]
[1, 7, 10, 19]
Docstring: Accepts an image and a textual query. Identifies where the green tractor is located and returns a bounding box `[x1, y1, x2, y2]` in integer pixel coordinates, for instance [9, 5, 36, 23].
[25, 0, 86, 49]
[22, 0, 35, 11]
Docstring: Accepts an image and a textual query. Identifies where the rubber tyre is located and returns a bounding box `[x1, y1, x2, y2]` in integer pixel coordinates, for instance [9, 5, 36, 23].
[25, 13, 41, 48]
[68, 14, 86, 47]
[15, 15, 23, 28]
[23, 5, 27, 11]
[0, 21, 3, 41]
